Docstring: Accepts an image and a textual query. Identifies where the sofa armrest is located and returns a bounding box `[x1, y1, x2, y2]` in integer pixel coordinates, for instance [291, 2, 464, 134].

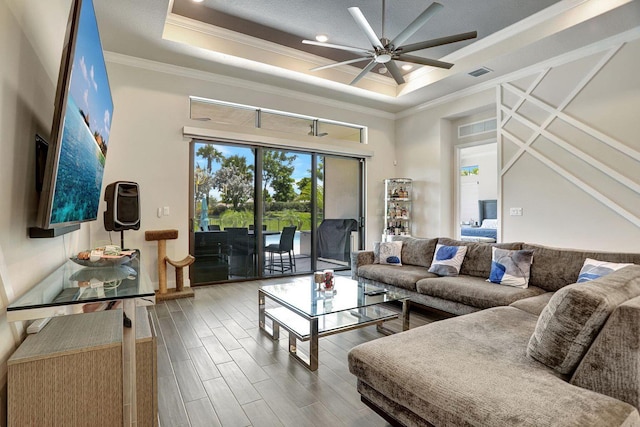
[571, 295, 640, 410]
[351, 250, 375, 280]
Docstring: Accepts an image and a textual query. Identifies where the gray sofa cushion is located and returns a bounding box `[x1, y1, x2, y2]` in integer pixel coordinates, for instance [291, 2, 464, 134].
[349, 306, 640, 426]
[437, 238, 523, 278]
[527, 265, 640, 375]
[523, 243, 640, 292]
[416, 275, 546, 309]
[390, 236, 438, 268]
[357, 264, 435, 291]
[571, 295, 640, 411]
[510, 292, 555, 316]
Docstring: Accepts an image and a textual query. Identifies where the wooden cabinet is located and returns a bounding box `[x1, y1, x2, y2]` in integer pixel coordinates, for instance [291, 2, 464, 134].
[8, 308, 157, 426]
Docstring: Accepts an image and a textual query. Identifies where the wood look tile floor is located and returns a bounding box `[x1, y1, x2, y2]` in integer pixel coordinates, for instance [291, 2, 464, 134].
[149, 276, 446, 427]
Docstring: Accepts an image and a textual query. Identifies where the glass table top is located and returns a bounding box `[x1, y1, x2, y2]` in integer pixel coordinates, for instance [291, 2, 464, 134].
[260, 276, 407, 318]
[8, 252, 154, 314]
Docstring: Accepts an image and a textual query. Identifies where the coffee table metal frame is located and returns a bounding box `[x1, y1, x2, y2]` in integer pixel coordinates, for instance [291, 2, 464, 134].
[258, 280, 410, 371]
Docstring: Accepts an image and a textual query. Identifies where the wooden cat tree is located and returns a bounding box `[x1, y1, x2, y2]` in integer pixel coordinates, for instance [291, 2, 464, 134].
[144, 229, 194, 301]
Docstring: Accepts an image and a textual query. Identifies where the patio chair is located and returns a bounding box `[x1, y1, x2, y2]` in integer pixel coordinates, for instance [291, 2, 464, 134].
[265, 226, 297, 273]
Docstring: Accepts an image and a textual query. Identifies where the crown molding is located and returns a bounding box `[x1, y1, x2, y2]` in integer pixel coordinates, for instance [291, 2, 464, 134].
[104, 51, 397, 120]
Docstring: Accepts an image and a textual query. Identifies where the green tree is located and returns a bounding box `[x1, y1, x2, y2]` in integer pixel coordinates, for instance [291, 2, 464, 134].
[263, 150, 297, 202]
[222, 155, 254, 179]
[296, 179, 324, 210]
[194, 165, 214, 202]
[213, 154, 254, 209]
[196, 144, 223, 173]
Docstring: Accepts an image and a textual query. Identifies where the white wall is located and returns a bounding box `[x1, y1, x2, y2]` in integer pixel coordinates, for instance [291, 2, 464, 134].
[0, 0, 88, 420]
[395, 90, 496, 238]
[498, 39, 640, 250]
[92, 59, 396, 284]
[324, 156, 360, 221]
[397, 36, 640, 252]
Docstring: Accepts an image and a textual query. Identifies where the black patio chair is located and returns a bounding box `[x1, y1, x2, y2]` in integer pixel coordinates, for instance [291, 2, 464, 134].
[265, 226, 297, 273]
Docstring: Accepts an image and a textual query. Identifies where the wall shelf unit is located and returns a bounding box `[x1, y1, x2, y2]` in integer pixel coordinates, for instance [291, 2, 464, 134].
[383, 178, 412, 240]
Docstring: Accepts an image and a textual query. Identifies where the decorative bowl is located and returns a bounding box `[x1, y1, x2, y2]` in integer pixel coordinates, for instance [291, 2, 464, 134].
[70, 252, 136, 267]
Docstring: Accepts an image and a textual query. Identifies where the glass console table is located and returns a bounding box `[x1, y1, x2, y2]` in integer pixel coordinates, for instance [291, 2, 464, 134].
[259, 276, 409, 371]
[7, 252, 155, 426]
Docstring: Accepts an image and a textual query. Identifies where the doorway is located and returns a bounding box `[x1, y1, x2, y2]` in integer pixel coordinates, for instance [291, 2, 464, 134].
[456, 142, 498, 241]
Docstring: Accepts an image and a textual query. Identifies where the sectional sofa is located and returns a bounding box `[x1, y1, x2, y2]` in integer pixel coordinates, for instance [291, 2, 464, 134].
[349, 236, 640, 426]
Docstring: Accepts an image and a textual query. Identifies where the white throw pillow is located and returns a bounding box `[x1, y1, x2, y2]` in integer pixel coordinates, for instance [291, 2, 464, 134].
[488, 247, 534, 288]
[428, 244, 467, 277]
[577, 258, 633, 283]
[373, 241, 403, 266]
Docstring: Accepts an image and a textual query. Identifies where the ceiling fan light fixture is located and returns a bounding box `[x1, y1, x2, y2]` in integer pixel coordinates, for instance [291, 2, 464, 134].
[315, 34, 329, 43]
[374, 53, 392, 63]
[378, 66, 388, 74]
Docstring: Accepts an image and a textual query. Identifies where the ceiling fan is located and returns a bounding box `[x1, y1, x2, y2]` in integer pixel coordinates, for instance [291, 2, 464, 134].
[302, 1, 477, 85]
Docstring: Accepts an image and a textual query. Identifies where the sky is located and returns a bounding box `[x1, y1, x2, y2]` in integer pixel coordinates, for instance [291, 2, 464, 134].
[68, 0, 113, 145]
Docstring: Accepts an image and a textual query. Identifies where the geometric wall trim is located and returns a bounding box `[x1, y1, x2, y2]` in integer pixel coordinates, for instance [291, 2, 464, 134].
[498, 43, 640, 228]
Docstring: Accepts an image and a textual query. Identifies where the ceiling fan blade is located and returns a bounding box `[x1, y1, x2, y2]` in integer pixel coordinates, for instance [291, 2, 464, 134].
[390, 2, 443, 48]
[348, 7, 384, 50]
[399, 31, 478, 54]
[386, 61, 406, 85]
[310, 57, 372, 72]
[350, 60, 377, 85]
[302, 39, 371, 55]
[396, 54, 454, 69]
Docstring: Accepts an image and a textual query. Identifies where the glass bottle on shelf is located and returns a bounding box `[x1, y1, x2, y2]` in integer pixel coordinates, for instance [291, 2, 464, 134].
[383, 178, 412, 240]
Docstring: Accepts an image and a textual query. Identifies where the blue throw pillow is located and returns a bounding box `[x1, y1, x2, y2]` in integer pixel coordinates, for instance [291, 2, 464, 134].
[488, 247, 533, 288]
[428, 244, 467, 276]
[577, 258, 633, 283]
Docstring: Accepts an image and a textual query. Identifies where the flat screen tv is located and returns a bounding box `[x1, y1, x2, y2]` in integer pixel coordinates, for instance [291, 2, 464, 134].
[35, 0, 113, 231]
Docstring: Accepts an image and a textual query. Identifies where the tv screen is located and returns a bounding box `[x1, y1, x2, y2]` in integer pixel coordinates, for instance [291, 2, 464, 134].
[36, 0, 113, 230]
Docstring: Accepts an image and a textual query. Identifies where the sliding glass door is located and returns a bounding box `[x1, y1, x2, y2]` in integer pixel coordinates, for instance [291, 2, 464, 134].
[190, 141, 363, 285]
[191, 143, 259, 282]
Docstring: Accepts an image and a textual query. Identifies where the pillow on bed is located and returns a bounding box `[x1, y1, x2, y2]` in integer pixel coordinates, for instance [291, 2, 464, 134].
[488, 247, 533, 288]
[481, 219, 498, 229]
[373, 241, 403, 266]
[428, 244, 467, 276]
[577, 258, 633, 283]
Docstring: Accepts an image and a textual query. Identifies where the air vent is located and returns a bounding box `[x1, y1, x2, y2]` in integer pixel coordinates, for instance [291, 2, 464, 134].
[468, 67, 492, 77]
[458, 118, 497, 138]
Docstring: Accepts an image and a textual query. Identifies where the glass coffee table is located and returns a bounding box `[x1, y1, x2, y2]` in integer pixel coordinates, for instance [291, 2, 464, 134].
[258, 276, 410, 371]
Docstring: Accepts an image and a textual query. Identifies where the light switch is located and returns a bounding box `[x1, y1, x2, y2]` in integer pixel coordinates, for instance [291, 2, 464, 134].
[157, 207, 162, 218]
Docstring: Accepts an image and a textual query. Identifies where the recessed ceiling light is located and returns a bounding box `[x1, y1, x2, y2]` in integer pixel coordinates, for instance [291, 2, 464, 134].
[401, 64, 413, 71]
[192, 0, 204, 3]
[315, 34, 329, 43]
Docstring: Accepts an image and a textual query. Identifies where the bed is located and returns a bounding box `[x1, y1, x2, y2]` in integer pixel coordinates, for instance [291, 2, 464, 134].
[461, 199, 497, 242]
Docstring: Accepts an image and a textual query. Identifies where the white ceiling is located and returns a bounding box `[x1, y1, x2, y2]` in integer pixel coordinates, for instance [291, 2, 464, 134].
[94, 0, 640, 113]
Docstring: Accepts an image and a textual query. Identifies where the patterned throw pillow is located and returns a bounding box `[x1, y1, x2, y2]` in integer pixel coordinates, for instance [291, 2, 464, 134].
[577, 258, 633, 283]
[428, 244, 467, 276]
[488, 247, 534, 288]
[373, 241, 403, 266]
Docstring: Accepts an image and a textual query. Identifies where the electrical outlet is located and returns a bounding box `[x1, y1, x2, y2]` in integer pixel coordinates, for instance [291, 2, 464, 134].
[163, 206, 170, 216]
[510, 207, 523, 216]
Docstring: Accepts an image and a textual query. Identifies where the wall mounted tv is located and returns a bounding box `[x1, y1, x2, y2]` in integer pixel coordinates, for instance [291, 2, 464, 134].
[32, 0, 113, 236]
